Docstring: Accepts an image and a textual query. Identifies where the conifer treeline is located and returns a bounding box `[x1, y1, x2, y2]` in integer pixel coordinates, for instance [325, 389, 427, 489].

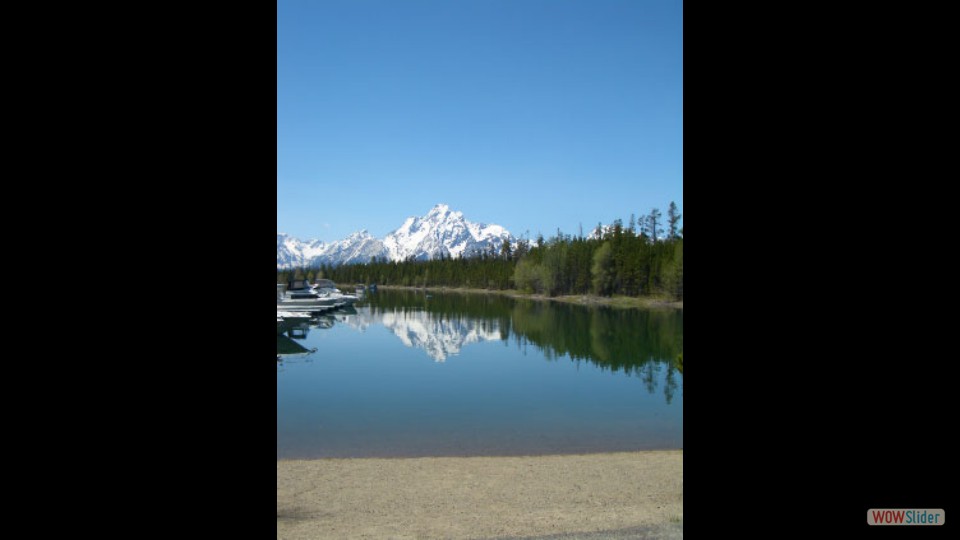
[277, 205, 683, 300]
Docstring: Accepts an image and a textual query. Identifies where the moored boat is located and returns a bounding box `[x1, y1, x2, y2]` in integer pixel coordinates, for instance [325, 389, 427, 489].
[311, 279, 359, 305]
[277, 283, 339, 312]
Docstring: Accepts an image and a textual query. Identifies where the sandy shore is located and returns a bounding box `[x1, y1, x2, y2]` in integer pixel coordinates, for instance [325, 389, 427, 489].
[278, 450, 682, 539]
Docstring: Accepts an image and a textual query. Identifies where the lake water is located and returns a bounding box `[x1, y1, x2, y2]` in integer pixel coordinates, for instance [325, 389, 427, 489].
[277, 289, 683, 459]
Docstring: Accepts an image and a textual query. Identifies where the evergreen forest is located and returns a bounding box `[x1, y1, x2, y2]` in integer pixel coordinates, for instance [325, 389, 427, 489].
[277, 204, 683, 300]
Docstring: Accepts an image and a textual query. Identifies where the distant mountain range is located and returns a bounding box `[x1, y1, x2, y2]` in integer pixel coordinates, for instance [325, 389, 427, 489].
[277, 204, 514, 268]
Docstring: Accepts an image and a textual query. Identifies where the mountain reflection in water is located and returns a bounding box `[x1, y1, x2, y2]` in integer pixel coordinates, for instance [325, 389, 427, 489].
[366, 290, 682, 369]
[282, 289, 682, 400]
[278, 289, 683, 458]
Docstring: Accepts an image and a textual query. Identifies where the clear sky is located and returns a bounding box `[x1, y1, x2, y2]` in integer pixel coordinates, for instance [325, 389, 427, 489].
[278, 0, 682, 241]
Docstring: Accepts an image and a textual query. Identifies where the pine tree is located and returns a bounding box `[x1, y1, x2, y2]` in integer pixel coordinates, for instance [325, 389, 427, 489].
[514, 237, 529, 259]
[668, 202, 681, 239]
[646, 208, 662, 242]
[591, 242, 614, 295]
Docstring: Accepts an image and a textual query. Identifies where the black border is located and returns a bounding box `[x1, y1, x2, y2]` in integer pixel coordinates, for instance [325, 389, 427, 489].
[67, 1, 953, 536]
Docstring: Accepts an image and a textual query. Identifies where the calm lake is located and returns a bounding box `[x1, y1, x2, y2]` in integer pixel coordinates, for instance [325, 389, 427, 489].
[277, 289, 682, 459]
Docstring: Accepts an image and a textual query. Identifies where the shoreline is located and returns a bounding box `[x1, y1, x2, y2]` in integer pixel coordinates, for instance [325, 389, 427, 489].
[351, 284, 683, 310]
[278, 450, 682, 539]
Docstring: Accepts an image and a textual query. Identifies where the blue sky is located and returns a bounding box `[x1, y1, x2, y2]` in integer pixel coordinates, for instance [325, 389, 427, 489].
[278, 0, 682, 241]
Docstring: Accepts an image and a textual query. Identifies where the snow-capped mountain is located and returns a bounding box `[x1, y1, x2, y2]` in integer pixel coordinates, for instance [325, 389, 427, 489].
[277, 204, 514, 268]
[587, 224, 615, 240]
[382, 204, 510, 261]
[312, 230, 386, 266]
[277, 234, 306, 268]
[276, 234, 327, 268]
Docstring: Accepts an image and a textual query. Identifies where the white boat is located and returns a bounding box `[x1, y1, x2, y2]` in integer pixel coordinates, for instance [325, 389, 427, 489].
[277, 283, 339, 312]
[311, 279, 359, 305]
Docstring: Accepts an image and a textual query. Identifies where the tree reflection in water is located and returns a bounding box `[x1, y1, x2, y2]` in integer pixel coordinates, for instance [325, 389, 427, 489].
[359, 290, 683, 401]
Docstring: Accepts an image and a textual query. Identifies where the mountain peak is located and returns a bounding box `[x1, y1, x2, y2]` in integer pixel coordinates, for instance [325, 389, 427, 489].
[426, 203, 452, 219]
[424, 203, 465, 224]
[278, 205, 514, 268]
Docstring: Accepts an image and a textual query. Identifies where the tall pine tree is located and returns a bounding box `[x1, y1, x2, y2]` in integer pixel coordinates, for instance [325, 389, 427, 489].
[646, 208, 662, 243]
[668, 202, 681, 239]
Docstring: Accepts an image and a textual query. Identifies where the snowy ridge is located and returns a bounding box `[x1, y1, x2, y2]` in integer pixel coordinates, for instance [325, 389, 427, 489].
[311, 230, 386, 266]
[278, 204, 514, 268]
[277, 233, 317, 268]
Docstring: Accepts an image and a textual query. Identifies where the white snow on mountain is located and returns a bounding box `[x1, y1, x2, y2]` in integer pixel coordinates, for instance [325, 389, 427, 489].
[278, 204, 514, 268]
[277, 234, 313, 268]
[587, 224, 615, 240]
[312, 230, 386, 266]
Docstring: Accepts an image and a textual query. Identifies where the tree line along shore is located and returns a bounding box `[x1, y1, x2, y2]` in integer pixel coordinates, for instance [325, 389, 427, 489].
[278, 205, 683, 303]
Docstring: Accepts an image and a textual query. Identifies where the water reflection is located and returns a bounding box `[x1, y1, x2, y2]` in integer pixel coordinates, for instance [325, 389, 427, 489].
[278, 290, 683, 398]
[364, 290, 683, 400]
[277, 314, 337, 341]
[336, 308, 502, 361]
[276, 316, 323, 366]
[278, 290, 683, 457]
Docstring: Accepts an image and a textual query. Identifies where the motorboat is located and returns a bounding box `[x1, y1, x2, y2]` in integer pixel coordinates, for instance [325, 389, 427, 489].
[277, 283, 339, 312]
[311, 279, 359, 305]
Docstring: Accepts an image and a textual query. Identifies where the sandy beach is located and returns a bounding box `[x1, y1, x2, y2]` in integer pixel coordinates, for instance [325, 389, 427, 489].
[278, 450, 682, 539]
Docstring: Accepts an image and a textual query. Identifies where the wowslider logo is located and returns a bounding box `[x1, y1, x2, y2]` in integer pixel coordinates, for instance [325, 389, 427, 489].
[867, 509, 944, 526]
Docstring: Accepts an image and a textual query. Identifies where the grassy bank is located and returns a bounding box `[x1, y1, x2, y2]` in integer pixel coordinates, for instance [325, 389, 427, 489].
[363, 284, 683, 309]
